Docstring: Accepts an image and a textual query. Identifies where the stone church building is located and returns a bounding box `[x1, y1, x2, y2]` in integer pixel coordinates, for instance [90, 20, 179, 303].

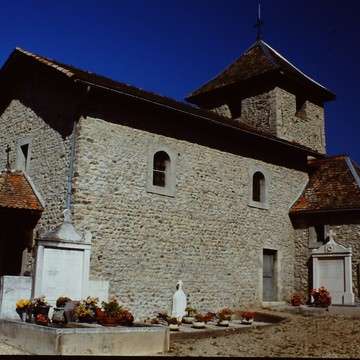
[0, 38, 359, 317]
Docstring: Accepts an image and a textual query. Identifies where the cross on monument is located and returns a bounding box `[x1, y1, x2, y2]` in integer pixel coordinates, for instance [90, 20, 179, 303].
[328, 229, 336, 243]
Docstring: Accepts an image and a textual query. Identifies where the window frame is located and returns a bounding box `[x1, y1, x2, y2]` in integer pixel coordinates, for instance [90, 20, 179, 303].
[248, 165, 269, 209]
[308, 225, 330, 249]
[146, 143, 176, 197]
[15, 138, 32, 173]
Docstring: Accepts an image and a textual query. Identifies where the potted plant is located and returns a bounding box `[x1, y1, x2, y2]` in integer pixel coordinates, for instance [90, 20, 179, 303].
[56, 296, 72, 308]
[31, 295, 51, 320]
[52, 296, 72, 323]
[310, 286, 332, 308]
[15, 298, 32, 322]
[183, 306, 197, 324]
[36, 313, 49, 326]
[84, 296, 99, 309]
[193, 312, 213, 328]
[217, 308, 233, 326]
[101, 298, 123, 326]
[291, 293, 302, 306]
[74, 303, 95, 323]
[241, 311, 255, 324]
[118, 309, 134, 326]
[167, 316, 181, 331]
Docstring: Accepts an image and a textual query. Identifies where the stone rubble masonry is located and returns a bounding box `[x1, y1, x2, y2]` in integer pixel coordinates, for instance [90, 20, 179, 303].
[0, 96, 317, 318]
[0, 99, 71, 230]
[209, 87, 325, 154]
[294, 224, 360, 302]
[71, 116, 308, 318]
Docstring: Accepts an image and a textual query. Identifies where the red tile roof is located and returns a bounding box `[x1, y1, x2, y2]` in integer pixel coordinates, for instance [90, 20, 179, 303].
[290, 155, 360, 214]
[0, 171, 43, 212]
[186, 40, 335, 103]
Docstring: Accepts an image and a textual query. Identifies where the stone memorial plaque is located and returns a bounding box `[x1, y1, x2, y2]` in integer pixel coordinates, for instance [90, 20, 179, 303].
[41, 248, 83, 302]
[318, 258, 344, 291]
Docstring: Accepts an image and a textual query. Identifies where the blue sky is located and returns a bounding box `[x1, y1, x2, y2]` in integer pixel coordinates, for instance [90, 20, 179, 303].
[0, 0, 359, 165]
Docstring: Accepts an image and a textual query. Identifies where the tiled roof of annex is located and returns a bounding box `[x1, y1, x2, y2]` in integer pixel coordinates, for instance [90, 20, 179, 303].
[0, 170, 43, 212]
[290, 155, 360, 214]
[3, 47, 322, 158]
[186, 40, 335, 102]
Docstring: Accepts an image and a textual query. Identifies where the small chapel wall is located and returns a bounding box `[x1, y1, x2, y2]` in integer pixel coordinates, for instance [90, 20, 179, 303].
[0, 75, 314, 317]
[71, 116, 309, 317]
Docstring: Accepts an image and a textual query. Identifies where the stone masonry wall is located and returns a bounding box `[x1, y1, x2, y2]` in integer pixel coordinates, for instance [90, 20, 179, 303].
[238, 91, 276, 135]
[71, 116, 308, 318]
[210, 87, 325, 154]
[294, 224, 360, 302]
[0, 99, 72, 229]
[275, 88, 325, 154]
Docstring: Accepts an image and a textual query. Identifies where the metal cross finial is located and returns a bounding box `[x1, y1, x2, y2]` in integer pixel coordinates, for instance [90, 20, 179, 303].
[5, 145, 11, 171]
[255, 3, 264, 41]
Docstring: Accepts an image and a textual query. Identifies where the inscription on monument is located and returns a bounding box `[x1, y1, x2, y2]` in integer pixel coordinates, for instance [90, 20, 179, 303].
[42, 248, 83, 301]
[318, 258, 344, 291]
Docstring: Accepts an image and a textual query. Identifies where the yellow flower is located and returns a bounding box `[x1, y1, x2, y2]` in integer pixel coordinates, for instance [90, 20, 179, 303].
[16, 299, 31, 309]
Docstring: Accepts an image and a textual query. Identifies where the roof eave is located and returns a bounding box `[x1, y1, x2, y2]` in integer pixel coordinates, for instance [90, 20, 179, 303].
[290, 208, 360, 228]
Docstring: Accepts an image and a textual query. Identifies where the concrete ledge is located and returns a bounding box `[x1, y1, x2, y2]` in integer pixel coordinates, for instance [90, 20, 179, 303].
[0, 320, 169, 355]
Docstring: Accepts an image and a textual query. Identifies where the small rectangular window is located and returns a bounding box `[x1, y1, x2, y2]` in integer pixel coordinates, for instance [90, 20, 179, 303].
[15, 139, 32, 173]
[308, 225, 329, 249]
[296, 96, 306, 114]
[228, 98, 242, 119]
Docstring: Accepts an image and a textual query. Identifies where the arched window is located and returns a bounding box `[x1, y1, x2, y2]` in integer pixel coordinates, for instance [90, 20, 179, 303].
[248, 166, 269, 209]
[147, 144, 176, 197]
[153, 151, 170, 187]
[252, 171, 265, 202]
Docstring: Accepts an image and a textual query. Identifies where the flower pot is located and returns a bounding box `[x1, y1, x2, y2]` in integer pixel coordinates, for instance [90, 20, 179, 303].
[192, 321, 205, 329]
[52, 308, 66, 323]
[33, 305, 50, 318]
[168, 324, 179, 331]
[291, 301, 301, 306]
[182, 316, 195, 324]
[16, 308, 28, 322]
[102, 317, 119, 327]
[95, 307, 104, 318]
[241, 318, 254, 325]
[217, 320, 229, 327]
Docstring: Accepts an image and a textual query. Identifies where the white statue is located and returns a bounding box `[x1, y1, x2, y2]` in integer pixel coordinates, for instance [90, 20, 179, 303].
[172, 280, 186, 319]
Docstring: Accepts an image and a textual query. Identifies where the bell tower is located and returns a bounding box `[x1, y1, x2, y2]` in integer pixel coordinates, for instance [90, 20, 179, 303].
[186, 40, 335, 154]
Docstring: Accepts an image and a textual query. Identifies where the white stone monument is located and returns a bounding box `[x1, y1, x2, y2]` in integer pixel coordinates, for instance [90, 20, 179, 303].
[172, 280, 186, 319]
[32, 209, 93, 305]
[312, 231, 354, 305]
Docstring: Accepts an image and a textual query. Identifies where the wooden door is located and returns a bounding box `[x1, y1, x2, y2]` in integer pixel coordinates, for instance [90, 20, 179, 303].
[263, 249, 276, 301]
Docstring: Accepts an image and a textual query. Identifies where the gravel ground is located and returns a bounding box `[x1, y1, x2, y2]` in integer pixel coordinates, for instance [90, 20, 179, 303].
[159, 308, 360, 358]
[1, 308, 360, 356]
